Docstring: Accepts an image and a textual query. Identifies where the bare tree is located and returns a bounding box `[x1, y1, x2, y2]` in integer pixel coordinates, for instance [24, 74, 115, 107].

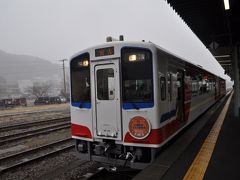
[0, 76, 7, 98]
[25, 82, 52, 99]
[59, 88, 70, 99]
[60, 73, 70, 99]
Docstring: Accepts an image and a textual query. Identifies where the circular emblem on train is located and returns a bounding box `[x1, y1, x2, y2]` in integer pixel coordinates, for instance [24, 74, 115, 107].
[129, 116, 151, 139]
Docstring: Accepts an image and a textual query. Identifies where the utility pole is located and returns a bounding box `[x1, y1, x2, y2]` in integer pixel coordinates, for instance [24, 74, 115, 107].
[59, 59, 67, 97]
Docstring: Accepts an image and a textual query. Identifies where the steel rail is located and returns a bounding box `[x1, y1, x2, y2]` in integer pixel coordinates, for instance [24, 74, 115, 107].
[0, 138, 74, 174]
[0, 138, 72, 162]
[0, 123, 70, 145]
[0, 117, 70, 132]
[0, 108, 69, 118]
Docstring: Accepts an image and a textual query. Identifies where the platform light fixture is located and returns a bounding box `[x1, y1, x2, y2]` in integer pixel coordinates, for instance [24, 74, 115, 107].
[214, 55, 231, 58]
[218, 60, 231, 63]
[224, 0, 230, 10]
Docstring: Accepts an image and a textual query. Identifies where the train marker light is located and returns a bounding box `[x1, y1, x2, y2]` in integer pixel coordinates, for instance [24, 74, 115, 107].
[129, 116, 151, 139]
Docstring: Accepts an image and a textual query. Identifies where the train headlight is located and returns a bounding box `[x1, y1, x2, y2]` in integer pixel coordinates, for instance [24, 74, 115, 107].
[78, 60, 89, 67]
[129, 54, 137, 61]
[128, 116, 151, 139]
[83, 60, 89, 66]
[128, 53, 145, 62]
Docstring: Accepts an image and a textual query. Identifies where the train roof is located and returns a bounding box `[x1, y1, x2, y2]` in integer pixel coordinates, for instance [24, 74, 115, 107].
[70, 41, 225, 80]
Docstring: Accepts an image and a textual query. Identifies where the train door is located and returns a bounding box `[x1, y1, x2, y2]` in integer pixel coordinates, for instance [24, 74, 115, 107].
[177, 70, 185, 122]
[94, 61, 121, 140]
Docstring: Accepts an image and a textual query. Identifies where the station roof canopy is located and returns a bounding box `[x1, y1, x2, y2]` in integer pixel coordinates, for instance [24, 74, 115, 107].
[167, 0, 240, 79]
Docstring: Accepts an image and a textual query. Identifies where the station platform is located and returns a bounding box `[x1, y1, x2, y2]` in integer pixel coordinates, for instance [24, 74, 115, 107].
[133, 92, 239, 180]
[204, 93, 239, 180]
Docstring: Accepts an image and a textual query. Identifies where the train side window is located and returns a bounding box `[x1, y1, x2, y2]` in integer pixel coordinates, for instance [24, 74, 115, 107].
[167, 73, 172, 101]
[191, 75, 198, 96]
[160, 77, 166, 101]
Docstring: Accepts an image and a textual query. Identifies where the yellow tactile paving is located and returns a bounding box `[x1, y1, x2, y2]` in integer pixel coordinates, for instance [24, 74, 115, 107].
[183, 92, 233, 180]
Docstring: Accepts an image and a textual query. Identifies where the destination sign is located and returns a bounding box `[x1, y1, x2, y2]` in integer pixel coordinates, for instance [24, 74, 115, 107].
[95, 47, 114, 57]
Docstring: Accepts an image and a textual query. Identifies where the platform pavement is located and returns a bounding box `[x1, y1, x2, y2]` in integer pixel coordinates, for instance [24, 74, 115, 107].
[133, 93, 238, 180]
[203, 95, 240, 179]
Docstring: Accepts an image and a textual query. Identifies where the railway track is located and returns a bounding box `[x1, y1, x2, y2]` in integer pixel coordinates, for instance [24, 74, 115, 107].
[0, 117, 70, 132]
[0, 138, 74, 174]
[0, 109, 69, 118]
[0, 121, 70, 145]
[86, 166, 140, 180]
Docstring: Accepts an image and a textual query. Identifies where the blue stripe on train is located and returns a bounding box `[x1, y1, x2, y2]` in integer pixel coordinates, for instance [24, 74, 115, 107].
[122, 102, 154, 110]
[160, 109, 177, 123]
[71, 102, 91, 109]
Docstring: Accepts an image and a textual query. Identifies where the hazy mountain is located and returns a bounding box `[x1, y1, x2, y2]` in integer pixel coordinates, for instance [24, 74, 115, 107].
[0, 49, 63, 83]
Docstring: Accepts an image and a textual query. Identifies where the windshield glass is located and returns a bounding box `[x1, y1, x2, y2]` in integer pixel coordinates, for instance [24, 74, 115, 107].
[121, 48, 153, 102]
[70, 53, 90, 102]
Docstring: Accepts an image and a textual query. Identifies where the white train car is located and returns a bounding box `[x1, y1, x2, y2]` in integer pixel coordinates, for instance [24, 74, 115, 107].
[70, 39, 226, 169]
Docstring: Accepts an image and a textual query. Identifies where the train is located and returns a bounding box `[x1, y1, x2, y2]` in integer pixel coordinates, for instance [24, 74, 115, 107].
[69, 39, 226, 169]
[34, 96, 69, 105]
[34, 96, 62, 105]
[0, 96, 65, 109]
[0, 98, 27, 109]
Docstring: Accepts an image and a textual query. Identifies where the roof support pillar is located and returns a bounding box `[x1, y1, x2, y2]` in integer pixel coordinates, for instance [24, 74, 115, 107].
[233, 46, 240, 118]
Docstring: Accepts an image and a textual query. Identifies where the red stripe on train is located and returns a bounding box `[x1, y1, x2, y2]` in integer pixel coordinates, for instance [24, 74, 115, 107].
[124, 101, 192, 145]
[71, 123, 92, 139]
[124, 119, 182, 144]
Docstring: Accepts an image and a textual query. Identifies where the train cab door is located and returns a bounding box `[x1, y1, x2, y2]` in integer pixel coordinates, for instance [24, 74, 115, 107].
[177, 70, 185, 122]
[94, 61, 121, 140]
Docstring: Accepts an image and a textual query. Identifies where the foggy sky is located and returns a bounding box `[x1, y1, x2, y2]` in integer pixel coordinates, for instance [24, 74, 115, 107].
[0, 0, 231, 80]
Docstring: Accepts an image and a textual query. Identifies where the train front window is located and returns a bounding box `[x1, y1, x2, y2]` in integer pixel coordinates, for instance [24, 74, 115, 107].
[70, 53, 90, 103]
[121, 48, 153, 102]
